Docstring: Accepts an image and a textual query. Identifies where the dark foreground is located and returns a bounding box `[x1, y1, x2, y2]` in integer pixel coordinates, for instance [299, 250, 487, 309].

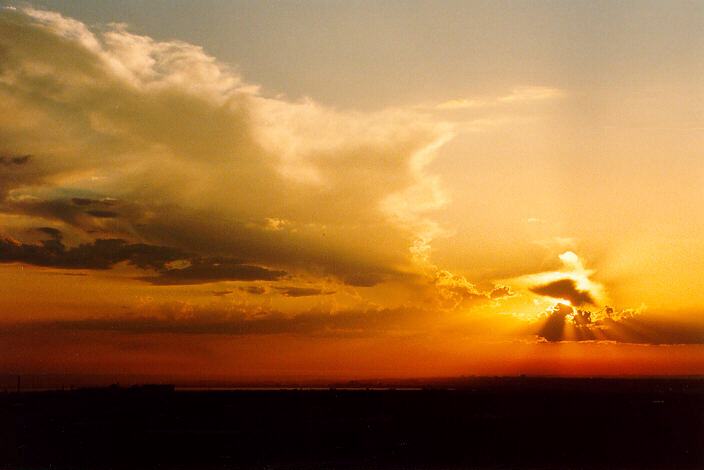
[1, 378, 702, 470]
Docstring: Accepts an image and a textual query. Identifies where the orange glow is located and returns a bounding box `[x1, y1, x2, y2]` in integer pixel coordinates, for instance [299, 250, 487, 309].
[0, 5, 702, 382]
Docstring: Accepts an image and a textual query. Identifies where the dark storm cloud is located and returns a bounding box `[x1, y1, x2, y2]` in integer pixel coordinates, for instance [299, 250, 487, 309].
[0, 154, 30, 165]
[85, 210, 118, 218]
[135, 213, 400, 287]
[276, 286, 334, 297]
[530, 278, 595, 306]
[0, 229, 286, 284]
[35, 226, 62, 240]
[71, 197, 95, 206]
[0, 236, 180, 270]
[2, 193, 401, 288]
[140, 258, 285, 285]
[0, 153, 37, 197]
[4, 198, 94, 227]
[71, 197, 118, 207]
[71, 197, 96, 206]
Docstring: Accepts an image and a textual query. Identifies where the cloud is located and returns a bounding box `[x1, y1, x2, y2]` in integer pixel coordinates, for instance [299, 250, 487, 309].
[489, 285, 514, 299]
[71, 197, 116, 207]
[0, 232, 180, 270]
[139, 258, 285, 285]
[434, 86, 564, 110]
[505, 251, 607, 307]
[238, 285, 266, 295]
[85, 210, 118, 218]
[36, 226, 62, 240]
[0, 228, 285, 284]
[2, 304, 430, 338]
[431, 269, 487, 308]
[71, 197, 95, 206]
[3, 197, 118, 231]
[598, 315, 704, 345]
[530, 278, 595, 306]
[498, 86, 564, 103]
[211, 290, 233, 297]
[275, 286, 334, 297]
[0, 154, 30, 165]
[532, 303, 704, 345]
[0, 6, 453, 287]
[537, 302, 574, 342]
[513, 249, 703, 345]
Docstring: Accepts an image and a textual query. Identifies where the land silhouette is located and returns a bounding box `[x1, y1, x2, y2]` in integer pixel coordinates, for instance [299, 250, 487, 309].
[1, 376, 702, 469]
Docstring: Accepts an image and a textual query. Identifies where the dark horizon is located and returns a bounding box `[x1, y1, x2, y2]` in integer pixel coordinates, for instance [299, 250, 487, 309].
[3, 377, 703, 469]
[3, 373, 704, 392]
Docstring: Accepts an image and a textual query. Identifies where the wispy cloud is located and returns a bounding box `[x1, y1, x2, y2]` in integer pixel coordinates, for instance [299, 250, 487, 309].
[434, 86, 565, 110]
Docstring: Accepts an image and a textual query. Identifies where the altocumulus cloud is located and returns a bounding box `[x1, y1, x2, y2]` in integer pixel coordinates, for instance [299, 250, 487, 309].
[0, 6, 453, 286]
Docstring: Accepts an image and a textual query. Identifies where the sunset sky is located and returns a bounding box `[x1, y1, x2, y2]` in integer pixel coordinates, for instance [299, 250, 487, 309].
[0, 1, 702, 382]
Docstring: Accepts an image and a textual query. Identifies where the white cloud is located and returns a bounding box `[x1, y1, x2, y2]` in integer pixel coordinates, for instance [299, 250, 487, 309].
[0, 7, 454, 286]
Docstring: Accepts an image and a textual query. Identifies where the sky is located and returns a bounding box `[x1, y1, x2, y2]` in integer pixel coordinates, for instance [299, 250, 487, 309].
[0, 1, 702, 382]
